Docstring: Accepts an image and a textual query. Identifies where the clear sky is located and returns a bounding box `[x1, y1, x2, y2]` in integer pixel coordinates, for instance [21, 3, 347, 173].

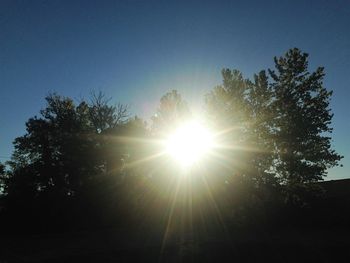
[0, 0, 349, 179]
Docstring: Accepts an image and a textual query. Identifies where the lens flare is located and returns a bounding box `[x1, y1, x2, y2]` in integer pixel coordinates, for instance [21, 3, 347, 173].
[166, 121, 214, 167]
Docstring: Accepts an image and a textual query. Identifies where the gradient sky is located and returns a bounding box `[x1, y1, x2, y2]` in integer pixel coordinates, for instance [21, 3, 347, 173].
[0, 0, 349, 179]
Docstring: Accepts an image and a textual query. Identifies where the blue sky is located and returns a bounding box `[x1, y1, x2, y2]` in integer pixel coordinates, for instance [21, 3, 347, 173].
[0, 0, 349, 179]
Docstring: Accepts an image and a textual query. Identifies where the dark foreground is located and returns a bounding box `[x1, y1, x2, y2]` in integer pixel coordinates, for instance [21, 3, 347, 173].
[1, 179, 350, 262]
[1, 224, 349, 262]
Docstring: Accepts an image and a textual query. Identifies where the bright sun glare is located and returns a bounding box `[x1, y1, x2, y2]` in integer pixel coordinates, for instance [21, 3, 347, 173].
[166, 121, 214, 167]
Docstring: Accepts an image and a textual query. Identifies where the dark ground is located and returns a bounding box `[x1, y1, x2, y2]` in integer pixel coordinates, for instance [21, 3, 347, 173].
[1, 179, 350, 262]
[1, 225, 349, 262]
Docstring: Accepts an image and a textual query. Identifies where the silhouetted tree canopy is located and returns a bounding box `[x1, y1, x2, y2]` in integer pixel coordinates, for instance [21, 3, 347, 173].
[0, 48, 343, 232]
[270, 49, 342, 182]
[205, 48, 342, 206]
[151, 90, 191, 135]
[0, 93, 149, 228]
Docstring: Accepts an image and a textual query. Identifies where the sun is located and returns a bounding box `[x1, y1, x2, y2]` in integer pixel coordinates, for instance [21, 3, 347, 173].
[166, 121, 214, 167]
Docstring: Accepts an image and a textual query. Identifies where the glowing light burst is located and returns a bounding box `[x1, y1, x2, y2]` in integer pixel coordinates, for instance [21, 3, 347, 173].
[166, 121, 214, 167]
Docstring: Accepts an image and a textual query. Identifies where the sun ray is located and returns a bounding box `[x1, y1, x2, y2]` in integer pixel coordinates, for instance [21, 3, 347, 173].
[212, 142, 269, 153]
[159, 174, 182, 259]
[124, 151, 167, 169]
[199, 170, 236, 252]
[211, 125, 243, 138]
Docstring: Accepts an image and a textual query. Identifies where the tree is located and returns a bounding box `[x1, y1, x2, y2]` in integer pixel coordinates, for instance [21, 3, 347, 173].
[89, 91, 129, 133]
[205, 70, 249, 179]
[243, 70, 280, 191]
[151, 90, 190, 135]
[0, 162, 6, 194]
[205, 69, 274, 183]
[205, 49, 343, 209]
[2, 92, 155, 230]
[269, 48, 343, 188]
[205, 69, 278, 220]
[206, 49, 342, 186]
[4, 93, 130, 200]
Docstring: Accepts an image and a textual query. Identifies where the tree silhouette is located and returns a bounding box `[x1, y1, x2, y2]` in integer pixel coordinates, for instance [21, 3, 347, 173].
[205, 69, 278, 220]
[89, 91, 129, 133]
[0, 48, 344, 233]
[205, 48, 343, 208]
[1, 93, 136, 229]
[151, 90, 190, 135]
[269, 49, 343, 183]
[205, 69, 276, 182]
[245, 70, 276, 184]
[0, 162, 5, 190]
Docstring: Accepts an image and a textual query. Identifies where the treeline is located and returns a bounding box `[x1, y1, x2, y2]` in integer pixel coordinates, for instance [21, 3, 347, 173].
[0, 48, 342, 233]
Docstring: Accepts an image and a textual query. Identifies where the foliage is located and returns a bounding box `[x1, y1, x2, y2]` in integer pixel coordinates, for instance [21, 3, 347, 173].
[205, 48, 342, 209]
[269, 48, 343, 185]
[1, 93, 147, 229]
[205, 69, 276, 189]
[151, 90, 190, 135]
[0, 48, 343, 232]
